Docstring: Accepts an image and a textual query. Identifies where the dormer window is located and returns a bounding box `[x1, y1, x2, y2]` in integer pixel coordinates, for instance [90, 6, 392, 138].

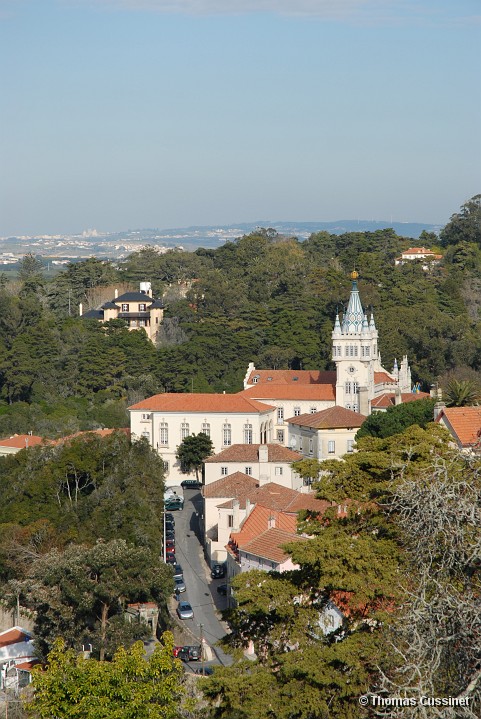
[252, 374, 260, 384]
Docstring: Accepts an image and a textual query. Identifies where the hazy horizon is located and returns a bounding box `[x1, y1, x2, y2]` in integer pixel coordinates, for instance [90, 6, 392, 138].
[1, 0, 480, 236]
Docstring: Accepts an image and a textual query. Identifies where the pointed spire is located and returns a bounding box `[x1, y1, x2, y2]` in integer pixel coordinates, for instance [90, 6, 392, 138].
[341, 271, 365, 334]
[369, 312, 376, 330]
[334, 313, 341, 331]
[361, 313, 369, 334]
[393, 358, 398, 371]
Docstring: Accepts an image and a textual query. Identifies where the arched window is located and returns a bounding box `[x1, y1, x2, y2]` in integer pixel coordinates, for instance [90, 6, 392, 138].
[181, 422, 190, 440]
[201, 422, 210, 438]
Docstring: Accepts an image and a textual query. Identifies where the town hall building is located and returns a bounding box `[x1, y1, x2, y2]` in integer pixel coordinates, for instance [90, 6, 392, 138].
[129, 271, 425, 482]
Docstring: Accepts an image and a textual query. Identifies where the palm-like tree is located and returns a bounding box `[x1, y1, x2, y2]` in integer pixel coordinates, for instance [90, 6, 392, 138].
[444, 378, 481, 407]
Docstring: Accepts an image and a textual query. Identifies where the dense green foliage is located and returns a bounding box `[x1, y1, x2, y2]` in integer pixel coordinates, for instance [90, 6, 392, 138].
[28, 634, 185, 718]
[176, 432, 214, 479]
[356, 397, 436, 439]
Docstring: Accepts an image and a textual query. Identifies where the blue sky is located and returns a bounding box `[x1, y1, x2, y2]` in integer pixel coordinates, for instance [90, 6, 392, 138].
[0, 0, 480, 235]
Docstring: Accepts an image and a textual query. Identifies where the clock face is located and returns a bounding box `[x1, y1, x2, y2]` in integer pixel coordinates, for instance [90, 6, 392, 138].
[348, 366, 356, 374]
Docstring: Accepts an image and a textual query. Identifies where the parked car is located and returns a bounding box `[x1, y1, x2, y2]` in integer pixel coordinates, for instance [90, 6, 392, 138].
[166, 539, 175, 549]
[165, 513, 175, 524]
[173, 646, 183, 658]
[165, 521, 175, 532]
[165, 497, 184, 511]
[184, 645, 201, 661]
[166, 554, 177, 565]
[165, 531, 175, 541]
[180, 479, 202, 489]
[165, 545, 175, 556]
[211, 564, 226, 579]
[216, 584, 228, 596]
[173, 564, 183, 580]
[195, 666, 214, 675]
[174, 577, 186, 593]
[177, 601, 194, 620]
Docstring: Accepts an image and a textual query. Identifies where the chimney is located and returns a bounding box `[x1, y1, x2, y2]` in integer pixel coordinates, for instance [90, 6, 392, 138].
[434, 401, 446, 421]
[268, 515, 276, 529]
[394, 386, 402, 406]
[114, 289, 118, 299]
[79, 303, 83, 316]
[359, 386, 369, 416]
[232, 499, 240, 530]
[258, 445, 268, 464]
[245, 498, 252, 517]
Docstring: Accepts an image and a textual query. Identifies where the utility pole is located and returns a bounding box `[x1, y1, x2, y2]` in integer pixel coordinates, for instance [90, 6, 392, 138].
[199, 623, 204, 676]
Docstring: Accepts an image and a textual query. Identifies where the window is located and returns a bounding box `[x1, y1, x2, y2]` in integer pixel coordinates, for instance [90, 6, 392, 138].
[294, 406, 301, 416]
[139, 303, 146, 311]
[275, 467, 283, 476]
[276, 429, 284, 443]
[121, 303, 129, 312]
[345, 381, 352, 394]
[181, 422, 190, 440]
[221, 466, 228, 476]
[201, 422, 211, 438]
[222, 423, 232, 446]
[163, 460, 169, 472]
[252, 374, 260, 384]
[310, 407, 317, 414]
[328, 440, 336, 454]
[141, 430, 150, 440]
[353, 382, 359, 394]
[243, 423, 253, 444]
[159, 422, 168, 446]
[277, 407, 284, 423]
[245, 467, 252, 476]
[309, 439, 314, 455]
[347, 440, 354, 453]
[354, 346, 358, 357]
[141, 413, 151, 421]
[352, 403, 359, 413]
[228, 514, 234, 528]
[139, 319, 146, 327]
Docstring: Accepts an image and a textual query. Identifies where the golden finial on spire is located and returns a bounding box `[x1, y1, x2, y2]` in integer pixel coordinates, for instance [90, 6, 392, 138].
[350, 269, 359, 280]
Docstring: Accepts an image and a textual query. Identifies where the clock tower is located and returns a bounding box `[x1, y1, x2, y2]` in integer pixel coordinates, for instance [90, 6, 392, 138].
[332, 271, 380, 414]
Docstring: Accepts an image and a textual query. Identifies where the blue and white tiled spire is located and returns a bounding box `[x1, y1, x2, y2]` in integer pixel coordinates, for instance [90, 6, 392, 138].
[341, 271, 365, 334]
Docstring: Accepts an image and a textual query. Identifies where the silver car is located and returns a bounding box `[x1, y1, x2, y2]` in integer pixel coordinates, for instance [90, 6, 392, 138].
[177, 601, 194, 620]
[174, 578, 186, 593]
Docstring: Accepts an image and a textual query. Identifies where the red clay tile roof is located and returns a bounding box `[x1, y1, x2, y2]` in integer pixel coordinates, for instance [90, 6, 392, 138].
[204, 444, 302, 463]
[231, 505, 298, 545]
[203, 472, 260, 502]
[129, 393, 275, 413]
[371, 392, 430, 408]
[246, 370, 336, 386]
[0, 627, 31, 647]
[49, 428, 130, 446]
[0, 434, 44, 449]
[247, 483, 332, 514]
[240, 384, 336, 401]
[286, 406, 366, 429]
[435, 407, 481, 447]
[238, 527, 305, 563]
[402, 247, 436, 255]
[374, 371, 396, 384]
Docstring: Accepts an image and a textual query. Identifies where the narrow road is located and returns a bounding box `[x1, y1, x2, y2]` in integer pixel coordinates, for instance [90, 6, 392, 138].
[170, 489, 233, 667]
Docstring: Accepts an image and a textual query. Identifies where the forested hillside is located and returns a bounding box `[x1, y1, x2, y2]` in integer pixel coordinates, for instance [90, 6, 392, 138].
[0, 196, 479, 439]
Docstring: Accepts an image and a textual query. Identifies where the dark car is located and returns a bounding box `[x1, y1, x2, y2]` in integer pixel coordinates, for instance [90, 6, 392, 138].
[165, 497, 184, 511]
[195, 666, 214, 675]
[173, 564, 183, 580]
[165, 513, 174, 522]
[211, 564, 226, 579]
[165, 521, 175, 532]
[184, 645, 201, 661]
[166, 554, 176, 565]
[180, 479, 202, 489]
[165, 530, 175, 540]
[216, 583, 228, 596]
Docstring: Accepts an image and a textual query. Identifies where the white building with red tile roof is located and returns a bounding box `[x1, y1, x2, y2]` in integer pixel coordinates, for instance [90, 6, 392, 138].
[435, 406, 481, 452]
[129, 394, 276, 483]
[395, 247, 443, 269]
[128, 272, 426, 482]
[203, 443, 303, 489]
[0, 626, 37, 691]
[287, 406, 366, 460]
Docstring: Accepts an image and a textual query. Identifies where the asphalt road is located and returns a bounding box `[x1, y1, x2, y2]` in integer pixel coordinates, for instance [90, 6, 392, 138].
[169, 489, 233, 668]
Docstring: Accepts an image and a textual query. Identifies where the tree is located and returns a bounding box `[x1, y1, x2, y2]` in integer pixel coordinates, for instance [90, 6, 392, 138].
[11, 539, 174, 660]
[440, 194, 481, 247]
[176, 433, 214, 480]
[355, 398, 436, 439]
[290, 457, 323, 485]
[444, 377, 481, 406]
[28, 633, 186, 719]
